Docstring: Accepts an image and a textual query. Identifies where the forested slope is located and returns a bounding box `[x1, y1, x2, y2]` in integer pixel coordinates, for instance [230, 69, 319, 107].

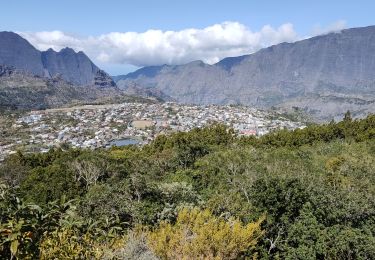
[1, 113, 374, 259]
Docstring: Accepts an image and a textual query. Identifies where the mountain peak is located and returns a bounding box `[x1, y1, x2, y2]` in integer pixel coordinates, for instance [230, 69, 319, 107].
[0, 31, 21, 37]
[0, 31, 44, 75]
[184, 60, 206, 68]
[0, 31, 111, 86]
[41, 47, 100, 85]
[60, 47, 76, 53]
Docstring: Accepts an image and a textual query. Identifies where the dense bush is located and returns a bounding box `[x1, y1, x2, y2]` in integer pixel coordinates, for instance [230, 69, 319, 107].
[0, 114, 374, 258]
[146, 208, 264, 259]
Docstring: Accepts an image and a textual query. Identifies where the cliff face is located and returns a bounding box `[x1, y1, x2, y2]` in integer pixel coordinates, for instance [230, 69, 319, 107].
[0, 31, 114, 87]
[0, 32, 45, 76]
[41, 47, 100, 86]
[116, 26, 375, 119]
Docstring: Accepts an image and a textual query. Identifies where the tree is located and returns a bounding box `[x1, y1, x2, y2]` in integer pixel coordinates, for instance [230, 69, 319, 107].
[72, 159, 104, 189]
[78, 182, 133, 224]
[249, 177, 310, 255]
[20, 164, 80, 205]
[344, 110, 352, 122]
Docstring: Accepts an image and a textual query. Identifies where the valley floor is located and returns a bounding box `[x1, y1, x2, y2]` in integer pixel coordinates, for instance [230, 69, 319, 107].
[0, 102, 305, 161]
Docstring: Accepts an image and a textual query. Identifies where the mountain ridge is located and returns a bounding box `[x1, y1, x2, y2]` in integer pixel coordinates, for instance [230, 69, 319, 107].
[0, 31, 114, 87]
[115, 25, 375, 120]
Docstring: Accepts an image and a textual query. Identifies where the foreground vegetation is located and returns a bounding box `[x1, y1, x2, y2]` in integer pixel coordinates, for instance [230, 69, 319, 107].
[1, 113, 374, 259]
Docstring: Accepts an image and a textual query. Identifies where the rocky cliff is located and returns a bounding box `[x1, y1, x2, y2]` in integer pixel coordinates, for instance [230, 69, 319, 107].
[0, 31, 114, 87]
[116, 26, 375, 120]
[0, 32, 45, 76]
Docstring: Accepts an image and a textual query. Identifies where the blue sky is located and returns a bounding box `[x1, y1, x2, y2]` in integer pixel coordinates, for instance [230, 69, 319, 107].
[1, 0, 375, 75]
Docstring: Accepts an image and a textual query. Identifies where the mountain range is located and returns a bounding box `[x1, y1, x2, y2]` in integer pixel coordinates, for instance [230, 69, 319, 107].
[0, 31, 114, 87]
[1, 28, 375, 119]
[0, 31, 130, 110]
[115, 26, 375, 120]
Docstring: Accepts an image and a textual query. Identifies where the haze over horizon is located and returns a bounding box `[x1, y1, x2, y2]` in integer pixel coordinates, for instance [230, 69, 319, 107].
[1, 0, 375, 75]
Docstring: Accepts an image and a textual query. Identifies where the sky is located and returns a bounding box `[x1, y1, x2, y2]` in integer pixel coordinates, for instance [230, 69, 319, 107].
[1, 0, 375, 75]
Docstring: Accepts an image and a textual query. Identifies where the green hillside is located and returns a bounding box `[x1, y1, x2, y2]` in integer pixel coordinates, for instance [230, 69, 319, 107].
[1, 113, 374, 259]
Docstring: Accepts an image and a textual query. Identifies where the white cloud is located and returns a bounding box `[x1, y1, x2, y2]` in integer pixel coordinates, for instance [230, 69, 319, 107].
[19, 31, 84, 52]
[312, 20, 347, 35]
[18, 21, 345, 68]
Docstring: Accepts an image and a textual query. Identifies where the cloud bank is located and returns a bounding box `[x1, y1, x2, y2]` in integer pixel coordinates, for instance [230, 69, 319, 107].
[19, 21, 345, 68]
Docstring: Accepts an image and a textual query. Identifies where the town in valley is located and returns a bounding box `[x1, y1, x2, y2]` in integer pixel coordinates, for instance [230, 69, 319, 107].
[0, 102, 305, 161]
